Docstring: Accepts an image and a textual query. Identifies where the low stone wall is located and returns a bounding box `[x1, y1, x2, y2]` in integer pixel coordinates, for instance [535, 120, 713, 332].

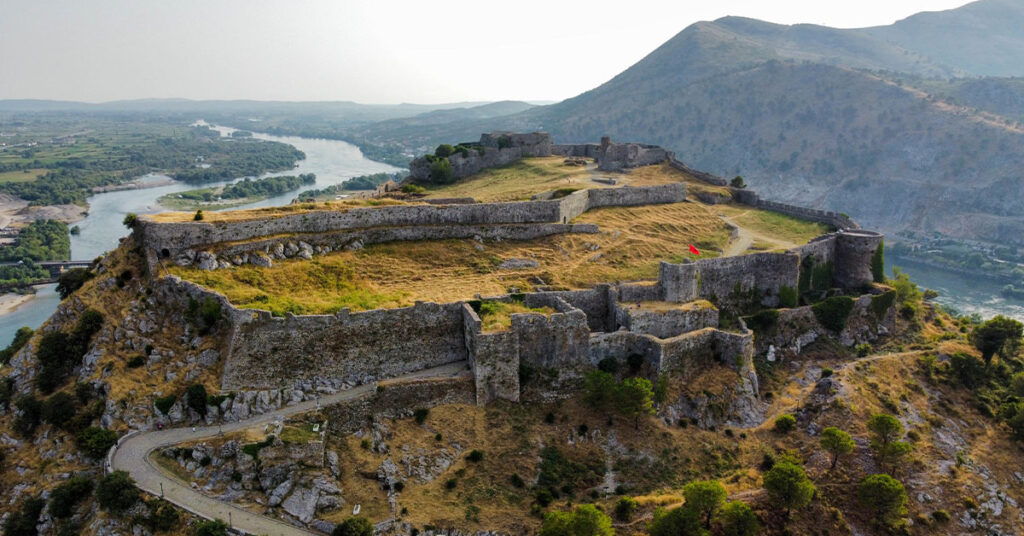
[616, 282, 663, 304]
[668, 157, 728, 186]
[658, 252, 801, 310]
[552, 144, 600, 158]
[524, 287, 612, 332]
[324, 374, 475, 434]
[588, 183, 686, 208]
[223, 302, 469, 390]
[615, 302, 719, 340]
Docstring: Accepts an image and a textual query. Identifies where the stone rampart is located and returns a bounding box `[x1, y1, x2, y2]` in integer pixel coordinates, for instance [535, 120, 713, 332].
[408, 132, 552, 182]
[324, 374, 475, 434]
[552, 144, 600, 158]
[587, 183, 687, 208]
[614, 301, 719, 340]
[512, 309, 590, 372]
[463, 304, 519, 405]
[222, 301, 468, 390]
[668, 157, 729, 186]
[524, 287, 612, 332]
[657, 253, 800, 310]
[597, 137, 672, 171]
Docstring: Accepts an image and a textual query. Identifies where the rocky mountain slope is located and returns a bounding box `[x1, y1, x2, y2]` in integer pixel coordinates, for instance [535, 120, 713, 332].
[346, 0, 1024, 246]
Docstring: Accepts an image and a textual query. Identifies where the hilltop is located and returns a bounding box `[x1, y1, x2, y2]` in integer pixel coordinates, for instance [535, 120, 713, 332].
[0, 134, 1022, 536]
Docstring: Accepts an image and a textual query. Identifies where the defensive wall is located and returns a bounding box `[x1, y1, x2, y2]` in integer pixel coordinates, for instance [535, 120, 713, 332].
[139, 182, 687, 270]
[137, 132, 887, 418]
[408, 132, 553, 183]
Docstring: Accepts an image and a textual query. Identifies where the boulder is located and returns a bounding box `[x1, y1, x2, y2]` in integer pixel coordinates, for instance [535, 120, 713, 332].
[282, 486, 320, 524]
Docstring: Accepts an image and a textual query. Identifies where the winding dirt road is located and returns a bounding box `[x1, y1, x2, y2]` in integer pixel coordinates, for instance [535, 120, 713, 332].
[109, 362, 469, 536]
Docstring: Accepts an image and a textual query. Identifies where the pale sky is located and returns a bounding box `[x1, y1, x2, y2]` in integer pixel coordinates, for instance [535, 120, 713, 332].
[0, 0, 974, 104]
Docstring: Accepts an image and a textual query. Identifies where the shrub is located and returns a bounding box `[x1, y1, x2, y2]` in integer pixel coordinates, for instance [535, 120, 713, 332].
[950, 352, 987, 388]
[429, 158, 453, 184]
[149, 500, 179, 531]
[931, 509, 951, 523]
[77, 426, 118, 458]
[401, 183, 425, 194]
[811, 296, 855, 332]
[774, 414, 797, 433]
[413, 408, 429, 424]
[718, 500, 759, 536]
[614, 497, 637, 521]
[154, 394, 176, 415]
[535, 488, 554, 506]
[870, 290, 896, 319]
[648, 506, 705, 536]
[466, 449, 484, 462]
[539, 504, 613, 536]
[194, 519, 230, 536]
[444, 478, 457, 490]
[871, 242, 885, 283]
[855, 343, 872, 357]
[186, 297, 221, 335]
[49, 476, 94, 518]
[127, 355, 146, 368]
[763, 462, 816, 515]
[13, 394, 43, 437]
[185, 384, 208, 417]
[857, 474, 908, 524]
[510, 473, 525, 487]
[744, 309, 779, 333]
[97, 471, 140, 513]
[42, 392, 78, 429]
[193, 210, 204, 221]
[122, 213, 138, 228]
[0, 326, 33, 364]
[544, 412, 556, 424]
[596, 357, 619, 374]
[730, 176, 746, 189]
[434, 144, 455, 158]
[778, 285, 798, 308]
[970, 315, 1023, 366]
[3, 496, 44, 536]
[57, 268, 94, 299]
[821, 368, 834, 378]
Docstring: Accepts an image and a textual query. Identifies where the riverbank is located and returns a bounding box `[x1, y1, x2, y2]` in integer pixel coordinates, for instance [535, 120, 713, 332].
[0, 291, 34, 316]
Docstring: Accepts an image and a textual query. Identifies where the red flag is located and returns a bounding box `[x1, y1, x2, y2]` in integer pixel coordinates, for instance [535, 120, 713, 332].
[689, 244, 701, 255]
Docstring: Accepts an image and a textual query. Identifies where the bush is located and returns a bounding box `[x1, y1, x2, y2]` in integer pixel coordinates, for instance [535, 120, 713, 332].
[871, 242, 885, 283]
[193, 210, 204, 221]
[413, 408, 429, 424]
[855, 343, 872, 357]
[13, 394, 42, 437]
[49, 476, 94, 518]
[97, 471, 140, 513]
[3, 496, 44, 536]
[778, 285, 798, 308]
[950, 352, 987, 388]
[77, 426, 118, 458]
[614, 497, 637, 521]
[821, 368, 834, 378]
[466, 449, 484, 462]
[774, 414, 797, 433]
[539, 504, 613, 536]
[718, 501, 759, 536]
[148, 500, 179, 531]
[857, 474, 907, 524]
[429, 158, 453, 184]
[185, 384, 208, 417]
[535, 488, 553, 506]
[744, 309, 779, 333]
[970, 315, 1023, 366]
[931, 509, 951, 523]
[510, 473, 525, 488]
[127, 355, 146, 368]
[194, 519, 230, 536]
[154, 394, 176, 415]
[811, 296, 855, 332]
[0, 326, 33, 364]
[444, 478, 457, 490]
[333, 516, 374, 536]
[42, 392, 78, 429]
[122, 213, 138, 228]
[186, 297, 221, 335]
[730, 176, 746, 189]
[434, 144, 455, 158]
[648, 506, 706, 536]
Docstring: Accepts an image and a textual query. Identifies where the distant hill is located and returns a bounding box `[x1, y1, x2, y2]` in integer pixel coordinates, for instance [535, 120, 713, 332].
[348, 0, 1024, 246]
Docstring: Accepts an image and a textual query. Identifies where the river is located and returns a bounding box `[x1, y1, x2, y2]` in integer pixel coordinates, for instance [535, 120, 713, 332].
[0, 124, 399, 346]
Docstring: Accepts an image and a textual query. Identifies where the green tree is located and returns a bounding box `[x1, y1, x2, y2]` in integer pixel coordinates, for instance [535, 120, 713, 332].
[122, 213, 138, 229]
[185, 384, 208, 417]
[538, 504, 613, 536]
[867, 414, 912, 468]
[429, 158, 453, 184]
[76, 426, 118, 458]
[97, 471, 140, 513]
[857, 474, 908, 525]
[333, 517, 373, 536]
[1011, 372, 1024, 398]
[717, 501, 759, 536]
[730, 176, 746, 188]
[48, 476, 93, 518]
[3, 496, 44, 536]
[56, 268, 93, 299]
[42, 392, 78, 430]
[614, 497, 637, 522]
[890, 268, 921, 306]
[0, 326, 33, 364]
[648, 506, 707, 536]
[762, 462, 816, 516]
[583, 370, 617, 414]
[950, 352, 988, 388]
[820, 427, 855, 469]
[970, 315, 1023, 366]
[616, 376, 655, 429]
[683, 480, 727, 528]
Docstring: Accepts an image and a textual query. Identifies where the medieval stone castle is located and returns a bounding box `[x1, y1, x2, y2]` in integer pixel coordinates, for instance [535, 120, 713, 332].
[136, 133, 888, 423]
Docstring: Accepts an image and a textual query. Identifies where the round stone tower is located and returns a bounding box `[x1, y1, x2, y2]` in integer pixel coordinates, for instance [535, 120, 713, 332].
[833, 229, 884, 290]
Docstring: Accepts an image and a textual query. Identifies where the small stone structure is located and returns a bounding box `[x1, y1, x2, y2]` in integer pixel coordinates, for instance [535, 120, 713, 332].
[407, 132, 552, 183]
[595, 136, 672, 171]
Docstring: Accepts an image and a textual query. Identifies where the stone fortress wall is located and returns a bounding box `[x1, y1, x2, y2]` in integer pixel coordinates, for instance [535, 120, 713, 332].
[140, 132, 888, 418]
[408, 132, 553, 183]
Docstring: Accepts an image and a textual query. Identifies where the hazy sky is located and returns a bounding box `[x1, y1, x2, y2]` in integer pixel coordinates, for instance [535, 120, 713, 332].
[1, 0, 973, 104]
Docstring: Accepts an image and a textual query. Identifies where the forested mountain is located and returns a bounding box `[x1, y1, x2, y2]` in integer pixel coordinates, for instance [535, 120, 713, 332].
[346, 0, 1024, 246]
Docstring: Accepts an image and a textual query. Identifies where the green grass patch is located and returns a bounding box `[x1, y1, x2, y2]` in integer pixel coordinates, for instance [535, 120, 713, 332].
[280, 423, 320, 443]
[478, 300, 554, 332]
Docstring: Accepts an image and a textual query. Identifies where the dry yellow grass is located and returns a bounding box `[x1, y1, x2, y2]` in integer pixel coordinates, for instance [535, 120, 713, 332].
[146, 198, 417, 223]
[170, 201, 734, 315]
[423, 157, 686, 202]
[478, 301, 555, 332]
